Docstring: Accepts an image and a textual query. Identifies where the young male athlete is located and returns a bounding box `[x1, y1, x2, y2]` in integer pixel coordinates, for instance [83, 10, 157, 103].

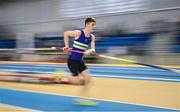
[60, 16, 96, 85]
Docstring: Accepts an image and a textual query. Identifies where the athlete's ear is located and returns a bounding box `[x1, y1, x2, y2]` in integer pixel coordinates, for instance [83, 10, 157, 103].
[85, 22, 90, 27]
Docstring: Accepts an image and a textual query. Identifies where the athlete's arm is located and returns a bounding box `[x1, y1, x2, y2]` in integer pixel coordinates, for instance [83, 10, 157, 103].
[63, 30, 81, 48]
[90, 34, 96, 52]
[84, 34, 96, 55]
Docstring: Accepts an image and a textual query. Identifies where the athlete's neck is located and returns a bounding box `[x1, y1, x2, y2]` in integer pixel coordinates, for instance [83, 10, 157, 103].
[83, 28, 91, 37]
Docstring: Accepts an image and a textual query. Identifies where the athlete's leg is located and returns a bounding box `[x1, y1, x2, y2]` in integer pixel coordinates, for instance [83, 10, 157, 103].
[80, 69, 91, 95]
[80, 69, 90, 85]
[62, 75, 84, 85]
[53, 72, 84, 85]
[74, 69, 93, 104]
[60, 58, 85, 85]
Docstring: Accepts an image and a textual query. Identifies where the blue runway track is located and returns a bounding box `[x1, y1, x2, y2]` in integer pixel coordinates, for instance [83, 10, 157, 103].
[0, 63, 180, 82]
[0, 88, 178, 111]
[0, 62, 180, 111]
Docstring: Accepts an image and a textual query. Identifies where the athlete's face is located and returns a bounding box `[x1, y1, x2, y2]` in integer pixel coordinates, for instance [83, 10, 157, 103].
[86, 22, 96, 32]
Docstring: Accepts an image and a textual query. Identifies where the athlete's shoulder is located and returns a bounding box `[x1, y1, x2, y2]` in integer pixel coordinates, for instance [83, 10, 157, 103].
[73, 30, 82, 37]
[71, 30, 82, 39]
[64, 30, 81, 38]
[91, 33, 95, 37]
[90, 34, 95, 40]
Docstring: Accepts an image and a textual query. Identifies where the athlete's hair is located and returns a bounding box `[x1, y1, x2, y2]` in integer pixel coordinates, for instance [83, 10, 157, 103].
[85, 16, 96, 26]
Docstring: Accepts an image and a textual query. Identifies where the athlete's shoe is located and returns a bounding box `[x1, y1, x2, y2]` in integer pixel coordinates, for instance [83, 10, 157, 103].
[73, 98, 98, 106]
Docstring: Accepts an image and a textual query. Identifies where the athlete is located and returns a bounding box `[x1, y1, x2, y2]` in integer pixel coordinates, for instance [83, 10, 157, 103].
[60, 16, 96, 85]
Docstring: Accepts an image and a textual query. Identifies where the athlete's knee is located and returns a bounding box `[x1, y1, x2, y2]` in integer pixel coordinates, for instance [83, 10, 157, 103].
[83, 75, 92, 85]
[81, 74, 91, 85]
[68, 76, 84, 85]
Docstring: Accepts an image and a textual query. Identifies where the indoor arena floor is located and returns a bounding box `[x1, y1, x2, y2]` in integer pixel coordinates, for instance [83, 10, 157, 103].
[0, 61, 180, 111]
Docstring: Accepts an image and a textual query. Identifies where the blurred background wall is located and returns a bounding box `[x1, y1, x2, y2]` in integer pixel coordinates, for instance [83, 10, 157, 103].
[0, 0, 180, 33]
[0, 0, 180, 65]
